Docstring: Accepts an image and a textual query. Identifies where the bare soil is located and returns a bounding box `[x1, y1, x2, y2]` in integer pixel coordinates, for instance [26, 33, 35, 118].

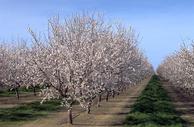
[162, 81, 194, 127]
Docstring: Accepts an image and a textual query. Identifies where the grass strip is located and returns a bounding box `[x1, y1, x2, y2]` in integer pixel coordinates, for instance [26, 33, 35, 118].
[0, 100, 61, 122]
[124, 75, 186, 127]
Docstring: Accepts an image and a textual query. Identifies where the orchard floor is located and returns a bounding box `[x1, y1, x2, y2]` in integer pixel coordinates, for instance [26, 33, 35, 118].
[0, 93, 41, 108]
[2, 78, 149, 127]
[162, 81, 194, 127]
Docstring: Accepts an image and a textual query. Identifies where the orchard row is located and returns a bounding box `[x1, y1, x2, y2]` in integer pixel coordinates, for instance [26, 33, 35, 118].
[0, 13, 154, 124]
[158, 43, 194, 96]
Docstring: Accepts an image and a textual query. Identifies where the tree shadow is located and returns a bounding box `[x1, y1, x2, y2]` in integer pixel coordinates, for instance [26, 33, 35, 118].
[73, 122, 124, 126]
[162, 81, 194, 126]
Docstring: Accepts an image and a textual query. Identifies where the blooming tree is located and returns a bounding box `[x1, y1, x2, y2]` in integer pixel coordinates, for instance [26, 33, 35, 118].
[157, 43, 194, 96]
[0, 13, 153, 124]
[0, 42, 28, 99]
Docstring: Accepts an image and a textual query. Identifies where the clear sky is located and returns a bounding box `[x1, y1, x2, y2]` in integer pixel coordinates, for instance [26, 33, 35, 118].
[1, 0, 194, 69]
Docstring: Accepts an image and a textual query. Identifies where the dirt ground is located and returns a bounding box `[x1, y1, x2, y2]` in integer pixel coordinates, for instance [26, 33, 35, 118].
[162, 81, 194, 127]
[13, 78, 149, 127]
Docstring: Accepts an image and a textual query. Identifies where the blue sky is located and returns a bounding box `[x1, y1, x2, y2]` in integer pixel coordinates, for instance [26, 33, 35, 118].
[1, 0, 194, 69]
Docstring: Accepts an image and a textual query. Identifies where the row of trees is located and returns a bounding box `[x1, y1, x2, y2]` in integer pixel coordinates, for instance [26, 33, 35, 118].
[157, 43, 194, 96]
[0, 13, 153, 124]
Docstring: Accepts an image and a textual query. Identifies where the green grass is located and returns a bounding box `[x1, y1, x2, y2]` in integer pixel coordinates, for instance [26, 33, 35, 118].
[0, 90, 16, 97]
[124, 75, 186, 127]
[0, 100, 61, 122]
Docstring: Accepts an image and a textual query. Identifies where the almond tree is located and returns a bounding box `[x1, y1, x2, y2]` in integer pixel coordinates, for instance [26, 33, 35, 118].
[157, 43, 194, 95]
[25, 13, 153, 124]
[0, 43, 28, 99]
[0, 44, 9, 90]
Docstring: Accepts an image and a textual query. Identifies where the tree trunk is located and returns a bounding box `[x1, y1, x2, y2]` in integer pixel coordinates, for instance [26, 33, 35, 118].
[87, 106, 91, 114]
[15, 88, 19, 100]
[33, 87, 36, 96]
[68, 108, 73, 124]
[87, 102, 92, 114]
[106, 91, 109, 102]
[64, 86, 68, 97]
[121, 87, 124, 93]
[97, 94, 102, 107]
[112, 90, 115, 98]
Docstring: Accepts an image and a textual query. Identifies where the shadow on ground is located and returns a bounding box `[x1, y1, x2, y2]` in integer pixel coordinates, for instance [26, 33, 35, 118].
[162, 81, 194, 127]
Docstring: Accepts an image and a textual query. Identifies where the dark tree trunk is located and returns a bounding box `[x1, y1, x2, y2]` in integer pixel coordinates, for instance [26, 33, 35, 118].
[112, 90, 115, 98]
[33, 87, 36, 96]
[68, 108, 73, 124]
[87, 102, 92, 114]
[106, 91, 109, 102]
[97, 94, 102, 107]
[64, 86, 68, 97]
[15, 88, 19, 100]
[87, 106, 91, 114]
[121, 87, 124, 92]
